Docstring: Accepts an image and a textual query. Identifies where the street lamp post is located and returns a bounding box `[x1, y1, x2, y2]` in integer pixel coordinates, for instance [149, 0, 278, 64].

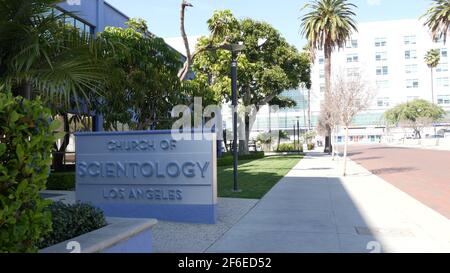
[231, 51, 239, 192]
[220, 43, 246, 193]
[293, 124, 297, 151]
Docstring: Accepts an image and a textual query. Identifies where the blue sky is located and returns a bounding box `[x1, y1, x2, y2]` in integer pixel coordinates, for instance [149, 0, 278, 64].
[106, 0, 431, 50]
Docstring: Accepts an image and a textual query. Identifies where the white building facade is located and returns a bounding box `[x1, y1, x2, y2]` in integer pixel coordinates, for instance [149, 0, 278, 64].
[256, 19, 450, 144]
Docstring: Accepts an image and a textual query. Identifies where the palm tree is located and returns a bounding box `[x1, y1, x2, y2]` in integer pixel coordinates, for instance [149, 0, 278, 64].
[300, 0, 358, 154]
[0, 0, 107, 107]
[0, 0, 110, 171]
[422, 0, 450, 44]
[424, 49, 441, 104]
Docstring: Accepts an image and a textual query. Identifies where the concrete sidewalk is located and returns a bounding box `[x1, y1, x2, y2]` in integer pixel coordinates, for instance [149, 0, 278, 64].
[207, 152, 450, 253]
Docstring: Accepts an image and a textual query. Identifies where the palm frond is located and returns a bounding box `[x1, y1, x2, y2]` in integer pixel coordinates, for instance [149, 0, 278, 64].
[300, 0, 358, 51]
[422, 0, 450, 44]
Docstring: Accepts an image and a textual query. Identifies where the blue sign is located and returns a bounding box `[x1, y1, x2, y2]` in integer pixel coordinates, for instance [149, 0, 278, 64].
[75, 130, 218, 224]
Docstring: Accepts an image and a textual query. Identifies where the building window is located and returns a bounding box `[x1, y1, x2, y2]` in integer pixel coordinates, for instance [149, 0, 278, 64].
[347, 67, 360, 77]
[406, 79, 419, 88]
[376, 66, 388, 75]
[436, 62, 448, 72]
[376, 80, 389, 89]
[346, 54, 359, 63]
[377, 97, 390, 107]
[319, 69, 325, 79]
[405, 50, 417, 60]
[318, 56, 324, 64]
[440, 48, 448, 58]
[436, 77, 449, 89]
[437, 95, 450, 105]
[52, 8, 95, 35]
[346, 39, 358, 48]
[375, 52, 387, 62]
[404, 35, 417, 45]
[320, 84, 325, 93]
[375, 37, 387, 47]
[405, 64, 418, 74]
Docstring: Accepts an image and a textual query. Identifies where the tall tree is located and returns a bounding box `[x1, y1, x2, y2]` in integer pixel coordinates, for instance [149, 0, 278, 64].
[300, 0, 358, 154]
[422, 0, 450, 44]
[332, 74, 373, 176]
[178, 0, 193, 80]
[177, 1, 236, 81]
[193, 10, 311, 154]
[98, 19, 184, 131]
[424, 49, 441, 103]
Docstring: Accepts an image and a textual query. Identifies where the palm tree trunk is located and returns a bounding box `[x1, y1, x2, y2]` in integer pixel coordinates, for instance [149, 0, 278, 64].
[430, 67, 439, 143]
[302, 89, 307, 140]
[431, 68, 435, 104]
[324, 43, 333, 154]
[307, 88, 311, 131]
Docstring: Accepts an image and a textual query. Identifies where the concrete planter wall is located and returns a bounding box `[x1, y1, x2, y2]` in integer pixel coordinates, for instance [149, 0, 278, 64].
[40, 218, 157, 253]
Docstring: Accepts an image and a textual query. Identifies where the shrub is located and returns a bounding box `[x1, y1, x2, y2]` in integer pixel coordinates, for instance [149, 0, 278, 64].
[38, 202, 107, 249]
[0, 93, 62, 253]
[256, 132, 272, 145]
[46, 172, 76, 191]
[218, 151, 265, 166]
[307, 143, 316, 151]
[277, 143, 303, 153]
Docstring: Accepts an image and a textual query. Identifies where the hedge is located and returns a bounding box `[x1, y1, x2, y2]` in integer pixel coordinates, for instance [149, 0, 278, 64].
[217, 151, 265, 166]
[307, 143, 316, 151]
[38, 202, 107, 249]
[0, 93, 62, 253]
[276, 143, 303, 153]
[46, 172, 76, 191]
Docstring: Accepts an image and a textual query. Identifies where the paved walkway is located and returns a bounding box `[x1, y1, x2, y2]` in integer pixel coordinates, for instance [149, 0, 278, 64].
[347, 145, 450, 219]
[207, 152, 450, 253]
[384, 138, 450, 151]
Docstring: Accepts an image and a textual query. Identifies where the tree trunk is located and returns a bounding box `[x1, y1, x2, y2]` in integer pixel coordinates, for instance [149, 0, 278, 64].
[239, 113, 250, 155]
[178, 1, 193, 80]
[343, 126, 349, 177]
[223, 130, 229, 153]
[13, 81, 33, 99]
[331, 126, 336, 161]
[430, 68, 435, 104]
[277, 131, 281, 151]
[302, 90, 307, 141]
[324, 43, 333, 154]
[52, 114, 70, 172]
[307, 88, 311, 131]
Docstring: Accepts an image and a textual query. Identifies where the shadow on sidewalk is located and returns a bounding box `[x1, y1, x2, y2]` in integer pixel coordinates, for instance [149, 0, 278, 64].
[209, 173, 384, 253]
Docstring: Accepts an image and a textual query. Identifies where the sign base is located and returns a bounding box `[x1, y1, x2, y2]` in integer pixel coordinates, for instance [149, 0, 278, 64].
[91, 203, 218, 224]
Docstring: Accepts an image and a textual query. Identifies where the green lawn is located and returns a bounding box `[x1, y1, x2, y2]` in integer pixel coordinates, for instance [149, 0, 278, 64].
[218, 155, 302, 199]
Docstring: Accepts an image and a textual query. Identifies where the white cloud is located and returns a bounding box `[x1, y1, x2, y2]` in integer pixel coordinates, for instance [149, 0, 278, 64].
[367, 0, 381, 6]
